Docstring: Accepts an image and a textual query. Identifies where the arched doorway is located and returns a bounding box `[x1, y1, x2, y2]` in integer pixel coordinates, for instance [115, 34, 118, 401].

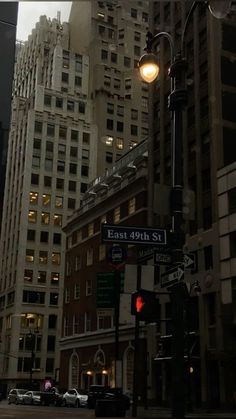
[69, 352, 79, 388]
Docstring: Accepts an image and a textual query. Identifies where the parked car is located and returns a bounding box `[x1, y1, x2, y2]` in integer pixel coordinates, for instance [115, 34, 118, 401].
[104, 388, 131, 410]
[41, 388, 64, 406]
[8, 389, 27, 404]
[63, 388, 88, 407]
[22, 391, 41, 405]
[87, 385, 109, 409]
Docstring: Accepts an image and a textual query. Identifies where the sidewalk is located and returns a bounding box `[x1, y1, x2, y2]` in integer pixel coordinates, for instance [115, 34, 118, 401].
[130, 406, 236, 419]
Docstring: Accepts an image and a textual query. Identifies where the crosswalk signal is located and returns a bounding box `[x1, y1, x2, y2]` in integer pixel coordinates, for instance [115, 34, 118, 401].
[131, 289, 159, 322]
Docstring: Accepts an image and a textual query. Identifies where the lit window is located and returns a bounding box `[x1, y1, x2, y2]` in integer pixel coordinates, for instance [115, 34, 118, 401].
[39, 251, 48, 264]
[26, 250, 34, 263]
[116, 138, 124, 150]
[54, 214, 62, 226]
[99, 244, 106, 261]
[52, 253, 61, 265]
[28, 210, 37, 223]
[42, 194, 50, 206]
[88, 223, 94, 237]
[98, 12, 105, 19]
[105, 136, 113, 146]
[41, 212, 50, 224]
[24, 269, 33, 282]
[74, 284, 80, 300]
[101, 215, 107, 224]
[129, 140, 138, 149]
[128, 197, 136, 215]
[114, 207, 120, 223]
[86, 248, 93, 266]
[86, 279, 92, 296]
[51, 272, 59, 285]
[29, 192, 38, 204]
[55, 196, 63, 208]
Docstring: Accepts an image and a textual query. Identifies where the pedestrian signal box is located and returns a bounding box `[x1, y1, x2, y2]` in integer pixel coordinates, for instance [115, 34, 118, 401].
[131, 289, 159, 322]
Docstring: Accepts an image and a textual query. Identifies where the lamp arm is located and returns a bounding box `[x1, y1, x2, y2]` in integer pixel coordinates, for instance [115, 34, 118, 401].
[181, 1, 206, 56]
[148, 31, 176, 63]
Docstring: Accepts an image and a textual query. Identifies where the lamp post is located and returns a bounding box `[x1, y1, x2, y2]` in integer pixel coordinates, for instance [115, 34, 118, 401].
[28, 329, 39, 389]
[138, 2, 231, 418]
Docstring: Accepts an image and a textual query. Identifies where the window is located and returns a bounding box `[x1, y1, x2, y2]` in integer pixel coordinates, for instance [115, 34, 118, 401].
[24, 269, 33, 282]
[204, 245, 213, 270]
[81, 183, 87, 193]
[114, 78, 120, 89]
[114, 207, 120, 223]
[23, 291, 45, 304]
[38, 271, 46, 283]
[57, 161, 65, 172]
[59, 126, 67, 139]
[70, 146, 78, 158]
[42, 194, 50, 206]
[26, 250, 34, 263]
[46, 358, 54, 373]
[106, 152, 113, 163]
[55, 196, 63, 208]
[128, 197, 136, 215]
[28, 210, 37, 223]
[51, 272, 59, 285]
[111, 52, 117, 63]
[74, 284, 80, 300]
[71, 130, 78, 141]
[86, 279, 92, 296]
[117, 121, 123, 132]
[27, 229, 35, 241]
[56, 97, 63, 108]
[134, 45, 140, 56]
[58, 144, 66, 156]
[68, 198, 76, 209]
[47, 335, 56, 351]
[40, 231, 49, 243]
[52, 253, 60, 265]
[69, 163, 77, 174]
[45, 158, 53, 171]
[88, 223, 94, 236]
[79, 101, 85, 113]
[131, 125, 138, 136]
[101, 49, 108, 60]
[81, 165, 89, 177]
[41, 212, 50, 224]
[65, 288, 70, 304]
[116, 138, 124, 150]
[230, 231, 236, 258]
[43, 177, 51, 188]
[83, 132, 90, 144]
[85, 312, 91, 332]
[53, 233, 61, 245]
[75, 255, 81, 271]
[32, 156, 40, 167]
[34, 121, 42, 133]
[44, 95, 51, 106]
[33, 138, 41, 150]
[129, 140, 138, 149]
[67, 100, 74, 112]
[47, 124, 55, 137]
[69, 180, 76, 192]
[39, 251, 48, 264]
[54, 214, 62, 226]
[31, 174, 39, 185]
[50, 293, 59, 305]
[82, 149, 89, 160]
[107, 119, 114, 130]
[131, 109, 138, 120]
[104, 136, 113, 146]
[134, 31, 141, 42]
[124, 56, 131, 67]
[142, 12, 148, 22]
[99, 244, 106, 261]
[46, 141, 53, 152]
[75, 76, 82, 87]
[48, 314, 57, 329]
[86, 248, 93, 266]
[107, 103, 114, 114]
[131, 8, 137, 18]
[119, 29, 124, 39]
[75, 56, 82, 72]
[228, 188, 236, 214]
[125, 78, 131, 90]
[29, 192, 38, 204]
[117, 105, 124, 117]
[62, 72, 69, 83]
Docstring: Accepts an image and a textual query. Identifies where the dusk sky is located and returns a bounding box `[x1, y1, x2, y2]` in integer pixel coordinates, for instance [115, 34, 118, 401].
[17, 1, 72, 41]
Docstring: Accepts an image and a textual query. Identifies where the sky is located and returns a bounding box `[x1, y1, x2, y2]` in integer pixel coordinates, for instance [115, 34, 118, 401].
[17, 1, 72, 41]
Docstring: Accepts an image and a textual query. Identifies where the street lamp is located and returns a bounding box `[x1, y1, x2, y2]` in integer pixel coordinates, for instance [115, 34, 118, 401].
[138, 2, 230, 418]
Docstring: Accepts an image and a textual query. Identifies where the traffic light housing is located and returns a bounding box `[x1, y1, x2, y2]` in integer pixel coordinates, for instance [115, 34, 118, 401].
[131, 289, 159, 322]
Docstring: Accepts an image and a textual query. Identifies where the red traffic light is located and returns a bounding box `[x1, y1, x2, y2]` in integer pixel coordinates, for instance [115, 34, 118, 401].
[136, 295, 145, 313]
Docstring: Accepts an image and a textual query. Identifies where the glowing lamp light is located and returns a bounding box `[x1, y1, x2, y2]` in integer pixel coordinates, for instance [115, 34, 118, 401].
[102, 369, 108, 375]
[138, 53, 160, 83]
[87, 370, 92, 376]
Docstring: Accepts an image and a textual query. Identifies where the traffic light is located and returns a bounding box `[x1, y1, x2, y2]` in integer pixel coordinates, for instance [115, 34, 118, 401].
[131, 289, 159, 322]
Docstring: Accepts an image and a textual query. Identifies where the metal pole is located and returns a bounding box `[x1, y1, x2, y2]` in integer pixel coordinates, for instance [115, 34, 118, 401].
[132, 264, 142, 417]
[114, 268, 120, 388]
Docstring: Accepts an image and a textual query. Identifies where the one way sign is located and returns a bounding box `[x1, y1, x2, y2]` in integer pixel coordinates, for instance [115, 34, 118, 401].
[161, 265, 184, 288]
[183, 253, 196, 270]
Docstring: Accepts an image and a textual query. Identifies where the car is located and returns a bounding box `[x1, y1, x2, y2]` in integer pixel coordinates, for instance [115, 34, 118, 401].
[22, 391, 41, 405]
[87, 385, 131, 410]
[87, 385, 109, 409]
[103, 388, 131, 410]
[63, 388, 88, 407]
[40, 388, 64, 406]
[8, 389, 27, 404]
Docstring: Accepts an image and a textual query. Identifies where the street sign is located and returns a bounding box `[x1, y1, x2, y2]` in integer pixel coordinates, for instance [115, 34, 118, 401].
[183, 253, 196, 270]
[102, 224, 167, 246]
[161, 265, 184, 288]
[154, 250, 172, 265]
[137, 247, 154, 263]
[107, 246, 127, 266]
[96, 272, 124, 308]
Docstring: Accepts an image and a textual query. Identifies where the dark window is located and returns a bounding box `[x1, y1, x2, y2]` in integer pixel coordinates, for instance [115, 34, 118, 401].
[44, 176, 52, 187]
[80, 183, 87, 193]
[228, 188, 236, 214]
[71, 130, 78, 141]
[47, 335, 56, 352]
[53, 233, 61, 245]
[230, 231, 236, 257]
[101, 49, 108, 60]
[204, 245, 213, 270]
[38, 271, 46, 283]
[203, 206, 212, 230]
[44, 95, 51, 106]
[111, 52, 117, 63]
[131, 8, 137, 18]
[70, 147, 77, 158]
[222, 23, 236, 54]
[59, 126, 67, 139]
[47, 124, 55, 137]
[27, 230, 35, 241]
[69, 180, 76, 191]
[31, 174, 39, 185]
[33, 139, 41, 150]
[131, 124, 138, 136]
[48, 314, 57, 329]
[35, 121, 42, 133]
[83, 132, 90, 144]
[46, 358, 54, 373]
[50, 293, 58, 305]
[206, 293, 216, 325]
[107, 119, 114, 130]
[107, 103, 114, 114]
[79, 102, 85, 113]
[68, 198, 76, 209]
[223, 127, 236, 166]
[56, 97, 63, 108]
[222, 91, 236, 122]
[81, 165, 89, 177]
[69, 163, 77, 174]
[75, 76, 82, 86]
[67, 101, 74, 112]
[46, 141, 53, 152]
[57, 160, 65, 172]
[117, 121, 123, 132]
[134, 45, 140, 56]
[62, 72, 69, 83]
[106, 152, 113, 163]
[124, 56, 131, 67]
[40, 231, 49, 243]
[23, 291, 45, 304]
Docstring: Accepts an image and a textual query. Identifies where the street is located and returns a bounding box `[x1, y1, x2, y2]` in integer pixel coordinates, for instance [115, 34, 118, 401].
[0, 402, 95, 419]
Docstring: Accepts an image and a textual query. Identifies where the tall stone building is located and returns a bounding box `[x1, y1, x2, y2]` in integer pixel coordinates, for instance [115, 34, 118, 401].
[0, 1, 149, 392]
[147, 0, 236, 408]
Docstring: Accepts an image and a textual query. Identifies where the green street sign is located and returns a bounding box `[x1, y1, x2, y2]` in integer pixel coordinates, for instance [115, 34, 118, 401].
[96, 272, 124, 309]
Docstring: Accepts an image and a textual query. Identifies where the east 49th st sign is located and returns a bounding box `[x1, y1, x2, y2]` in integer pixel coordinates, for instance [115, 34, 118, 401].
[102, 224, 167, 246]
